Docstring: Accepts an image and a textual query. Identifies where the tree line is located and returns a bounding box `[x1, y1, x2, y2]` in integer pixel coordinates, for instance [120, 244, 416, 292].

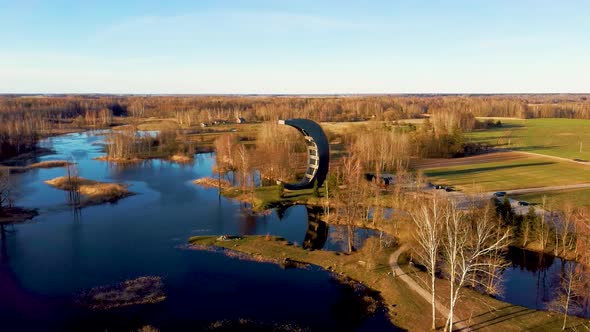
[2, 94, 589, 160]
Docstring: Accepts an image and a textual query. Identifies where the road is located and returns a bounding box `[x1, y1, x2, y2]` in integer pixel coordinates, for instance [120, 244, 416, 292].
[435, 182, 590, 217]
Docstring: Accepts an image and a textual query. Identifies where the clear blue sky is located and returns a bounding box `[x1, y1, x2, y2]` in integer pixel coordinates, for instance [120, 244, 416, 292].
[1, 0, 588, 94]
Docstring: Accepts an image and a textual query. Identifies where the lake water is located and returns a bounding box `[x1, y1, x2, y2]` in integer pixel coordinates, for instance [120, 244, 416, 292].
[0, 132, 399, 332]
[2, 131, 585, 331]
[500, 247, 589, 318]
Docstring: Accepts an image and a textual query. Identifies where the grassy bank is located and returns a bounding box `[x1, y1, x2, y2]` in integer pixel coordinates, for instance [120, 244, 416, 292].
[194, 179, 324, 211]
[189, 235, 429, 331]
[189, 235, 590, 331]
[398, 254, 590, 331]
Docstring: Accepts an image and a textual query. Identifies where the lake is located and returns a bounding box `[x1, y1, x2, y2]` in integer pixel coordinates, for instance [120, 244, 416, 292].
[0, 132, 399, 332]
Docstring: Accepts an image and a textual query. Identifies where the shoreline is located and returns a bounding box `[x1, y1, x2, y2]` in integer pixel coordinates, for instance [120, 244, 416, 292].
[189, 234, 590, 331]
[195, 177, 580, 265]
[188, 235, 393, 327]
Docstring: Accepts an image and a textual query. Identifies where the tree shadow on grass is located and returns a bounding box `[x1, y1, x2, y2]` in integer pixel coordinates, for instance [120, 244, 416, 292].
[459, 304, 537, 331]
[426, 162, 556, 177]
[506, 145, 560, 152]
[468, 135, 526, 142]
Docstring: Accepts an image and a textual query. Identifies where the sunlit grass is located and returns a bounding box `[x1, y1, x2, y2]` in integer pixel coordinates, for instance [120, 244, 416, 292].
[466, 118, 590, 160]
[424, 155, 590, 191]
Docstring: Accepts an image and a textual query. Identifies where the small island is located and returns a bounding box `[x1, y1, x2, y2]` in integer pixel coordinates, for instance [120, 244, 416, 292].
[45, 176, 135, 206]
[77, 276, 165, 310]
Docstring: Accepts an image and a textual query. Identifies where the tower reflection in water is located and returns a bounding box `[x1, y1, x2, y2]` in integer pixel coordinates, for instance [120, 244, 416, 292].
[302, 206, 329, 250]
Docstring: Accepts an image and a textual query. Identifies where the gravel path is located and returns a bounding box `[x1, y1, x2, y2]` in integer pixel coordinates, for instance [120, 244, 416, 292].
[389, 245, 470, 331]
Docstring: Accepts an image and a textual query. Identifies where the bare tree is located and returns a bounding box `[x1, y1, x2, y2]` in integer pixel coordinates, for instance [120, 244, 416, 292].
[410, 196, 445, 330]
[536, 196, 551, 250]
[0, 169, 10, 215]
[65, 160, 81, 206]
[560, 203, 576, 254]
[550, 261, 580, 330]
[335, 156, 363, 253]
[441, 203, 511, 332]
[236, 144, 251, 193]
[214, 134, 239, 184]
[573, 209, 590, 315]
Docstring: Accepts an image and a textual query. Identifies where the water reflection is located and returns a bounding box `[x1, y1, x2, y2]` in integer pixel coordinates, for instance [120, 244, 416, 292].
[0, 131, 399, 331]
[271, 205, 381, 252]
[302, 207, 329, 250]
[1, 224, 9, 263]
[501, 247, 590, 318]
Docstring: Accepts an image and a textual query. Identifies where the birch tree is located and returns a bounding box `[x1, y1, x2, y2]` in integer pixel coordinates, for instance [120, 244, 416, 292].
[410, 196, 445, 330]
[550, 261, 580, 330]
[441, 203, 511, 332]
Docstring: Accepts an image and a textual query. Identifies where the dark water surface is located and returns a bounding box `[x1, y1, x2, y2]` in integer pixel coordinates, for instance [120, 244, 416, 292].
[499, 247, 589, 317]
[0, 132, 399, 332]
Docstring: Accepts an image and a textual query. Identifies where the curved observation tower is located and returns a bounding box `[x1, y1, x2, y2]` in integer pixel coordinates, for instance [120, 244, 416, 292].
[278, 119, 330, 190]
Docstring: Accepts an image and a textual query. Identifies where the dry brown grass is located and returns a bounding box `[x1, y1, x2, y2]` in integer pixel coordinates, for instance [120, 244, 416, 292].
[94, 155, 143, 163]
[77, 276, 165, 310]
[169, 154, 193, 163]
[45, 176, 134, 205]
[193, 177, 231, 189]
[1, 160, 71, 174]
[136, 118, 180, 131]
[27, 160, 70, 169]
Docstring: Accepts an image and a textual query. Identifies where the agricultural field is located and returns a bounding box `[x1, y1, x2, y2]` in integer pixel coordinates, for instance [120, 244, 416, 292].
[466, 118, 590, 160]
[511, 188, 590, 209]
[421, 152, 590, 192]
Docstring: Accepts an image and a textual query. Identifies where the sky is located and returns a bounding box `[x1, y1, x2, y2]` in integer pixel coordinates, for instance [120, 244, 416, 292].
[1, 0, 589, 94]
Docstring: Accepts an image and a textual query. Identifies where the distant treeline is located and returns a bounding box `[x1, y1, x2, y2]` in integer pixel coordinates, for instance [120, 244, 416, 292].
[1, 94, 589, 160]
[1, 94, 590, 123]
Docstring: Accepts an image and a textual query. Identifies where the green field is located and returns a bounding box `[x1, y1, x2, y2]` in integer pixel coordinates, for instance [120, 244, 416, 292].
[424, 154, 590, 192]
[467, 118, 590, 160]
[512, 188, 590, 208]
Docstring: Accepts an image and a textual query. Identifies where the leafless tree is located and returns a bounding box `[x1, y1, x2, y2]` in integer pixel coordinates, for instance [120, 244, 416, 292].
[441, 202, 511, 332]
[335, 156, 363, 253]
[66, 160, 81, 206]
[0, 169, 10, 215]
[410, 196, 445, 330]
[560, 203, 576, 254]
[550, 261, 581, 330]
[536, 196, 551, 251]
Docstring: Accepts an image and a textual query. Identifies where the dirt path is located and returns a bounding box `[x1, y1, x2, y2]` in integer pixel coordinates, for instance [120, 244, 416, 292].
[389, 245, 470, 331]
[502, 182, 590, 195]
[413, 151, 524, 169]
[507, 149, 590, 167]
[414, 149, 590, 170]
